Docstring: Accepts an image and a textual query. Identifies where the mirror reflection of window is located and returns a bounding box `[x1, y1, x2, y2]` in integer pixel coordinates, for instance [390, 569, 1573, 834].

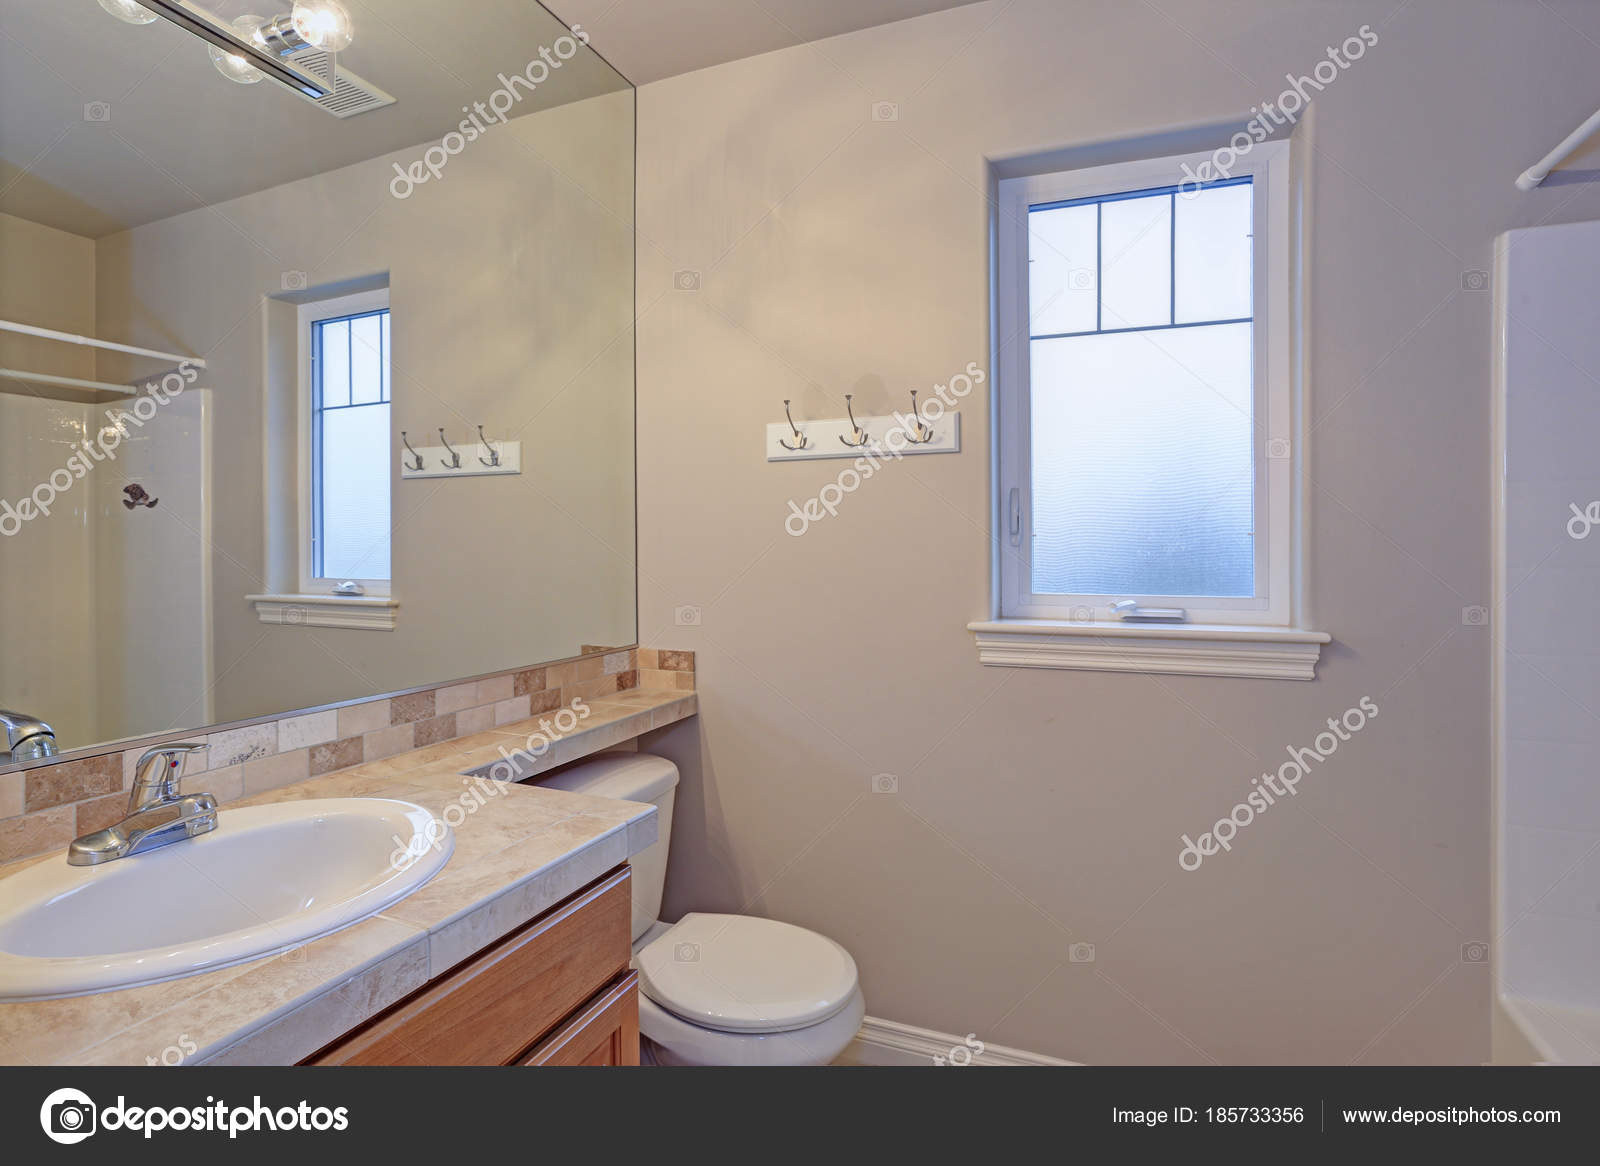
[301, 290, 391, 593]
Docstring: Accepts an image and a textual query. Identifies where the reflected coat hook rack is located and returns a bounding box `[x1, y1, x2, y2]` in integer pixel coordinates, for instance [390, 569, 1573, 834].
[400, 426, 523, 480]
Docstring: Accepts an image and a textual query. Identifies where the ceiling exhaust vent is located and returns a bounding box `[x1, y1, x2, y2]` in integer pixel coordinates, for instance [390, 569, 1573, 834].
[279, 50, 395, 118]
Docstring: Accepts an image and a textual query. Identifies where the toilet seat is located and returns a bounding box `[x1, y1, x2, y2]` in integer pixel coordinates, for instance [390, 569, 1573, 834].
[636, 912, 859, 1034]
[636, 983, 866, 1067]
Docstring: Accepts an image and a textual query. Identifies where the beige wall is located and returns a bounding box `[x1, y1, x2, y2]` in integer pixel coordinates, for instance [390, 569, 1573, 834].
[94, 89, 636, 729]
[635, 0, 1600, 1063]
[0, 214, 98, 743]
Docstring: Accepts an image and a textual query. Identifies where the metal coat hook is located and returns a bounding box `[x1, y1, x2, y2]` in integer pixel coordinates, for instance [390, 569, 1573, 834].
[400, 431, 424, 471]
[476, 425, 501, 467]
[904, 389, 936, 444]
[839, 394, 870, 448]
[779, 399, 809, 451]
[438, 428, 461, 469]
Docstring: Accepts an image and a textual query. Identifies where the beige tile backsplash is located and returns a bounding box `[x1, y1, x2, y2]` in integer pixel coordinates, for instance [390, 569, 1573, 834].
[0, 648, 693, 865]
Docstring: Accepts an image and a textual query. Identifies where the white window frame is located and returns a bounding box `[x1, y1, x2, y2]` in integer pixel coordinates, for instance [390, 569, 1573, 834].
[297, 287, 392, 599]
[978, 141, 1327, 679]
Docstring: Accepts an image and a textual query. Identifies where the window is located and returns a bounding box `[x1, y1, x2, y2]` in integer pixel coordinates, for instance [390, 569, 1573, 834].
[299, 289, 391, 596]
[983, 143, 1325, 678]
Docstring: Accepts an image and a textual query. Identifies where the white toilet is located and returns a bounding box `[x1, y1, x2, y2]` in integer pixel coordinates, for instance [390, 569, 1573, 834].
[538, 753, 865, 1066]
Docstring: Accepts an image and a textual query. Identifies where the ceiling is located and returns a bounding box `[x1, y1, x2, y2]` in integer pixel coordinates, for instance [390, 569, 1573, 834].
[544, 0, 986, 84]
[0, 0, 979, 240]
[0, 0, 628, 238]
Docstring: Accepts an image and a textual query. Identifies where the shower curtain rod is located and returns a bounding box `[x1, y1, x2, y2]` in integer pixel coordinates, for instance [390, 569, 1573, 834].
[1517, 104, 1600, 191]
[0, 319, 206, 368]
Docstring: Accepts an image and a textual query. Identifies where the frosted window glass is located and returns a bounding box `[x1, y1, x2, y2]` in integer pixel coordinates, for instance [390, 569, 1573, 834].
[319, 319, 349, 407]
[320, 402, 391, 580]
[1029, 322, 1254, 597]
[313, 308, 390, 582]
[1099, 194, 1171, 329]
[1027, 204, 1098, 336]
[349, 314, 384, 404]
[1175, 183, 1253, 323]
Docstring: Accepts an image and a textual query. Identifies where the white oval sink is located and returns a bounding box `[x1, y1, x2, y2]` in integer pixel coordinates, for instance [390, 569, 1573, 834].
[0, 798, 452, 1001]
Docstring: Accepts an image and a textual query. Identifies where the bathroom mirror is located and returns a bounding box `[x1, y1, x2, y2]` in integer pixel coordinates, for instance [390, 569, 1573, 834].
[0, 0, 636, 758]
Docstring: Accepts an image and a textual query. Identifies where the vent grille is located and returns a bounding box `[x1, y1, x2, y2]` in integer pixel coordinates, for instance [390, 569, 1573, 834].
[278, 50, 396, 119]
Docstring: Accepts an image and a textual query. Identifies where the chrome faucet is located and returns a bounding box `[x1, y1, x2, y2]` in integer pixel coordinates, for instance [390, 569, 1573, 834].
[67, 743, 216, 866]
[0, 710, 57, 763]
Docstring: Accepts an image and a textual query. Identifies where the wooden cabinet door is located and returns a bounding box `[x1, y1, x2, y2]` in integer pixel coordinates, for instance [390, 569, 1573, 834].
[521, 972, 640, 1066]
[308, 867, 632, 1066]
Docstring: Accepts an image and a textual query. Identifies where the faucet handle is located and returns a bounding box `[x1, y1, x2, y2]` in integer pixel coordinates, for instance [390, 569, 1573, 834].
[132, 742, 208, 808]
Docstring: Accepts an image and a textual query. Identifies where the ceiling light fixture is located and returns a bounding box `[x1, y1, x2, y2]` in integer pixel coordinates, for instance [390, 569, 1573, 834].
[291, 1, 354, 52]
[97, 0, 159, 25]
[124, 1, 333, 99]
[257, 1, 354, 57]
[207, 14, 267, 85]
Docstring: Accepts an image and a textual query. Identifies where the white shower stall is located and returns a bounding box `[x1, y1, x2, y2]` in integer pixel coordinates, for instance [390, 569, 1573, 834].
[1494, 218, 1600, 1063]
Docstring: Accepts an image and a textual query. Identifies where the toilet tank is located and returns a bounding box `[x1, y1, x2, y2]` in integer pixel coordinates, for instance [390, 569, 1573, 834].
[534, 752, 679, 942]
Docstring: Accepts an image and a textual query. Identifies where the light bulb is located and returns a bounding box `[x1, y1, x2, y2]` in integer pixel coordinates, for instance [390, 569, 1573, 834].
[97, 0, 158, 25]
[208, 15, 267, 85]
[291, 1, 354, 52]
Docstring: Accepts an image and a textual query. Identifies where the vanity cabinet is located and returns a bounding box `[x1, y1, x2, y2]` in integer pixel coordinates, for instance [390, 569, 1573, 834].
[306, 866, 638, 1066]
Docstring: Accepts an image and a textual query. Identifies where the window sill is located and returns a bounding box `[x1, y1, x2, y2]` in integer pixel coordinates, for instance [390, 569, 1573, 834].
[967, 620, 1330, 681]
[248, 594, 398, 631]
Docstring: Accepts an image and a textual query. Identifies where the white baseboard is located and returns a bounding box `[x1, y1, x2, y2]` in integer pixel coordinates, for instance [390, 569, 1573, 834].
[836, 1016, 1076, 1067]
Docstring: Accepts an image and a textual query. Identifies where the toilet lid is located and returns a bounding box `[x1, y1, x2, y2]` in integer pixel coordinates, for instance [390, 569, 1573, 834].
[636, 913, 859, 1034]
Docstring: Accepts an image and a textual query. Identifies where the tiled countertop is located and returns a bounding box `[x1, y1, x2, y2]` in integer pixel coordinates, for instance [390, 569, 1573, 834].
[0, 689, 696, 1066]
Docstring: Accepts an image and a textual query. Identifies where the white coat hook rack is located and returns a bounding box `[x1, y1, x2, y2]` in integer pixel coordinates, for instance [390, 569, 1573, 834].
[766, 393, 960, 462]
[401, 426, 521, 479]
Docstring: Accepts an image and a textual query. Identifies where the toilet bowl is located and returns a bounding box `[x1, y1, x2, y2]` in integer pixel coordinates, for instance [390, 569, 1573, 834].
[537, 753, 864, 1066]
